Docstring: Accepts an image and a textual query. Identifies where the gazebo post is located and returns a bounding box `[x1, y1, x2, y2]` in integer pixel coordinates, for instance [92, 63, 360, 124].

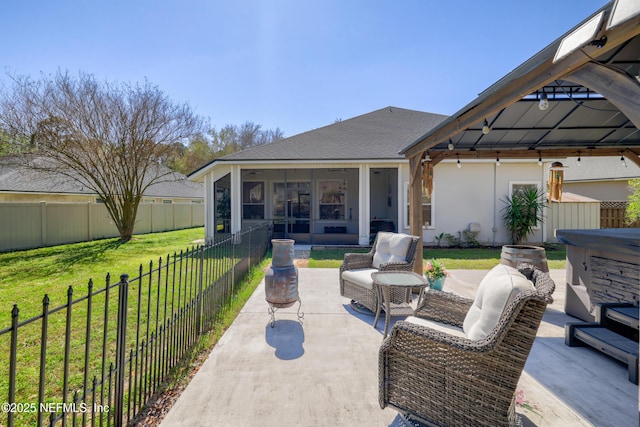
[409, 154, 423, 274]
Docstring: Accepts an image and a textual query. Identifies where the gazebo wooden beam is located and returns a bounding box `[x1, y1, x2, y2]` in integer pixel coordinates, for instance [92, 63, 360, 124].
[424, 147, 639, 160]
[566, 62, 640, 129]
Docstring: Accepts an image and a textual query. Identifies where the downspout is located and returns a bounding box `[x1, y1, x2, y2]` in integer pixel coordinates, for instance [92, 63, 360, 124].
[541, 162, 548, 244]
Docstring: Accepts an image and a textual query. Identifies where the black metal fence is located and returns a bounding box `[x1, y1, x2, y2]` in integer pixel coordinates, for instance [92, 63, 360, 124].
[0, 223, 271, 427]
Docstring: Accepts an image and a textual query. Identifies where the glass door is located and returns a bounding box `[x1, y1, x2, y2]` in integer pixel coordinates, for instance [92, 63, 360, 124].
[273, 182, 310, 238]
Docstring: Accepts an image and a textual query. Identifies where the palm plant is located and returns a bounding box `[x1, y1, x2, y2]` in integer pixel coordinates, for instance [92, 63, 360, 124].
[501, 187, 546, 244]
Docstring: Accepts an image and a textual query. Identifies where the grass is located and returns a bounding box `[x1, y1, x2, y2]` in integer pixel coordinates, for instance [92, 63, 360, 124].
[0, 227, 206, 323]
[308, 245, 566, 269]
[0, 227, 212, 426]
[0, 233, 565, 425]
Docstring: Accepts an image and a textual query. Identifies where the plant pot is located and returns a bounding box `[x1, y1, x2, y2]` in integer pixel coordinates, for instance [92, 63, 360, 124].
[429, 277, 446, 291]
[500, 245, 549, 272]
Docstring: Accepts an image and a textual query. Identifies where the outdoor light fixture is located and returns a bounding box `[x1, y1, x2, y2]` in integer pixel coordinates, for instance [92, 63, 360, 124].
[496, 153, 500, 166]
[538, 154, 543, 166]
[577, 152, 581, 166]
[539, 92, 549, 110]
[620, 152, 627, 167]
[482, 119, 490, 135]
[456, 154, 461, 168]
[448, 139, 454, 150]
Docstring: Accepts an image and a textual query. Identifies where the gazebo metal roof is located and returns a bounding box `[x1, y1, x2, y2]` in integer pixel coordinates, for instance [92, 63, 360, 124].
[401, 1, 640, 167]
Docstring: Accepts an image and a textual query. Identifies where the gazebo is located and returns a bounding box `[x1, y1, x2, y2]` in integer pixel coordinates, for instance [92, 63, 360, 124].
[401, 0, 640, 272]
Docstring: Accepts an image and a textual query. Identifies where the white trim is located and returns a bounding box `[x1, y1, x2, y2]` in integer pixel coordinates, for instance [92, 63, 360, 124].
[189, 159, 407, 181]
[231, 165, 242, 234]
[358, 164, 370, 245]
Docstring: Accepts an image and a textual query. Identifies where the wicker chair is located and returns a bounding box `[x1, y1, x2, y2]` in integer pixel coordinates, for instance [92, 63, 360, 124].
[379, 266, 555, 427]
[340, 232, 421, 313]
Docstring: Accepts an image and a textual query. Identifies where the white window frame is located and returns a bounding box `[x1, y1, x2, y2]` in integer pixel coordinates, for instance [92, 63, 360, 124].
[404, 182, 434, 229]
[242, 180, 265, 220]
[508, 181, 543, 229]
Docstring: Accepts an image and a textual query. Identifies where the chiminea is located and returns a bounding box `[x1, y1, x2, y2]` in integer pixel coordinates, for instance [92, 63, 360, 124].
[265, 239, 303, 327]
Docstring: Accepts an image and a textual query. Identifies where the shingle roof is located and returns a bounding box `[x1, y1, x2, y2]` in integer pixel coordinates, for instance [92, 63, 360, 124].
[0, 156, 203, 198]
[562, 156, 640, 182]
[216, 107, 448, 162]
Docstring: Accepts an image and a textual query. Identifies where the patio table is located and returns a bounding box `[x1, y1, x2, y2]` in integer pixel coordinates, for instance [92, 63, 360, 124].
[372, 271, 428, 337]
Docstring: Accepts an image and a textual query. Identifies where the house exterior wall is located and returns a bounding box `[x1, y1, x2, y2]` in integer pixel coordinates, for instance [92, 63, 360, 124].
[201, 158, 604, 247]
[0, 192, 203, 204]
[564, 180, 632, 202]
[0, 193, 95, 203]
[203, 161, 408, 245]
[419, 160, 547, 246]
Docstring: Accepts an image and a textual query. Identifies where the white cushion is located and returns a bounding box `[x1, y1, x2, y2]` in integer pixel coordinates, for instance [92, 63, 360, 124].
[404, 316, 466, 338]
[372, 232, 413, 269]
[462, 264, 534, 340]
[341, 268, 378, 290]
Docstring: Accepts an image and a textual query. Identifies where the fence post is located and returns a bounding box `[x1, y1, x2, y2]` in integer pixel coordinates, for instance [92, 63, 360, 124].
[7, 305, 18, 427]
[114, 274, 129, 427]
[196, 247, 204, 335]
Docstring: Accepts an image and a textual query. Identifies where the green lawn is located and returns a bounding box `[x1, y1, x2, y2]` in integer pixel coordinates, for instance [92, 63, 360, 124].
[0, 227, 206, 322]
[0, 227, 209, 426]
[308, 246, 566, 270]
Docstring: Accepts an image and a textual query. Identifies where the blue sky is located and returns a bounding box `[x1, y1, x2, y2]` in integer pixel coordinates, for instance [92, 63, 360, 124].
[2, 0, 607, 137]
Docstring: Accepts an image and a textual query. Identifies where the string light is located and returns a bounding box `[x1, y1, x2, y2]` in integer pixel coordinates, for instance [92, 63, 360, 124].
[496, 152, 500, 166]
[482, 119, 490, 135]
[539, 92, 549, 110]
[448, 139, 454, 150]
[456, 154, 461, 168]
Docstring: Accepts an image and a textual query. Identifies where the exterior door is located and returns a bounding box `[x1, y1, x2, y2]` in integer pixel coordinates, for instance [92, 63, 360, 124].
[273, 182, 310, 240]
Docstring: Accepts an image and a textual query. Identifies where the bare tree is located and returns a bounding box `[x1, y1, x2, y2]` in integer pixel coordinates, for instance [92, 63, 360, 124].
[0, 70, 205, 241]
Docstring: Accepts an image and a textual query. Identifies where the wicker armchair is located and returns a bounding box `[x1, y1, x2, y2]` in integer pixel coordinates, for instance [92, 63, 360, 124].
[340, 232, 421, 313]
[379, 266, 555, 427]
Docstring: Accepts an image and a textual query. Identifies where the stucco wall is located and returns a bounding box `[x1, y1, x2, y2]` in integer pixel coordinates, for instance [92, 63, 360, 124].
[420, 160, 546, 246]
[564, 180, 632, 202]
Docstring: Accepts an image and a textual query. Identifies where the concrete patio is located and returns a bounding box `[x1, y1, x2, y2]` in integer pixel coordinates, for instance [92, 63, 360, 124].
[160, 261, 638, 426]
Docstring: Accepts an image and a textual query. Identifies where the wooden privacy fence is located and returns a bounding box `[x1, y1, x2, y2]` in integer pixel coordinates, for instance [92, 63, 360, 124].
[0, 202, 205, 252]
[0, 223, 271, 427]
[600, 201, 639, 228]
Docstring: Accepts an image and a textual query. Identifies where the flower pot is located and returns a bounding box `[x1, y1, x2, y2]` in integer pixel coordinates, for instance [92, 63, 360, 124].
[429, 277, 446, 291]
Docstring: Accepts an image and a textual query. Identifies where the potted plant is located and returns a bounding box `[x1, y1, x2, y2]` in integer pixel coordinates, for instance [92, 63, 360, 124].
[500, 187, 546, 244]
[424, 259, 450, 291]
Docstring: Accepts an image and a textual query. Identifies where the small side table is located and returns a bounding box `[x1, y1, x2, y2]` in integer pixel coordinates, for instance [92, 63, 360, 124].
[372, 271, 428, 337]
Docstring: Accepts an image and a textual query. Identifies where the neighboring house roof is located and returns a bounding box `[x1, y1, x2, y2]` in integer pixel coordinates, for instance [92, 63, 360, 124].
[0, 157, 203, 199]
[189, 107, 448, 178]
[562, 156, 640, 182]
